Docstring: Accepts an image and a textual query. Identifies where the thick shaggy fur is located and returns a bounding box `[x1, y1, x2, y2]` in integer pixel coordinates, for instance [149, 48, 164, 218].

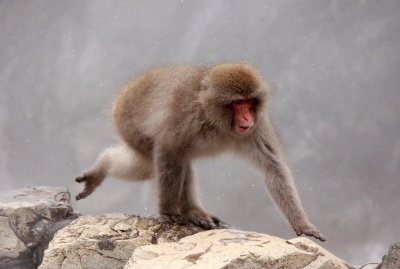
[76, 63, 325, 241]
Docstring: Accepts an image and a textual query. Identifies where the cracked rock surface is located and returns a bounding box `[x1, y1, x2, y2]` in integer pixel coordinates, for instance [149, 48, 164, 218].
[125, 229, 352, 269]
[378, 242, 400, 269]
[0, 186, 78, 269]
[38, 214, 208, 269]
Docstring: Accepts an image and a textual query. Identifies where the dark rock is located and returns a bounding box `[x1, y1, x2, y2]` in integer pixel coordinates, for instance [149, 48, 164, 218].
[378, 242, 400, 269]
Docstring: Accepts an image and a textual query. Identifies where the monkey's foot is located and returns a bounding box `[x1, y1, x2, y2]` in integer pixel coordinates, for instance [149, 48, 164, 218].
[183, 208, 220, 230]
[75, 174, 102, 201]
[293, 223, 326, 242]
[209, 213, 221, 226]
[159, 214, 185, 225]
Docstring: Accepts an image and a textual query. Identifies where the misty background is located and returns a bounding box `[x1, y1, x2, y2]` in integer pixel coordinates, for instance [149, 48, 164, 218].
[0, 0, 399, 265]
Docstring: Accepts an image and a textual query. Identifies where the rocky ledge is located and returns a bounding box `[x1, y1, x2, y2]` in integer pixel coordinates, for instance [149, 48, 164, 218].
[38, 213, 351, 269]
[38, 213, 208, 269]
[1, 186, 398, 269]
[126, 228, 351, 269]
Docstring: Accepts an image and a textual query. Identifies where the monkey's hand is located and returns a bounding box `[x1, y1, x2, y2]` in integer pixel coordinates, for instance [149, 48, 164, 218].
[292, 221, 326, 242]
[183, 208, 220, 230]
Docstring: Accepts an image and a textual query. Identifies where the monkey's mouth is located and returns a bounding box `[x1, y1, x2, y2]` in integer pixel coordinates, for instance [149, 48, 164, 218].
[235, 125, 252, 135]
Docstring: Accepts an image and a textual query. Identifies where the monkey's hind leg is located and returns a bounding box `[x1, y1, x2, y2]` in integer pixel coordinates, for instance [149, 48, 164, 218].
[180, 164, 221, 229]
[75, 144, 153, 200]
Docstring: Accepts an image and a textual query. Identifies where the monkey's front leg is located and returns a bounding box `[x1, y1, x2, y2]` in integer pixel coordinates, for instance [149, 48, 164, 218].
[252, 135, 326, 241]
[264, 162, 326, 241]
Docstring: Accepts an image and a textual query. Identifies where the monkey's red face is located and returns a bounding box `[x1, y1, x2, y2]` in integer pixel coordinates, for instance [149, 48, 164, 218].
[231, 99, 255, 135]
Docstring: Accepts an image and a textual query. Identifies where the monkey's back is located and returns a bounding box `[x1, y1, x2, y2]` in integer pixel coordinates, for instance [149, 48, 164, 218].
[112, 65, 208, 157]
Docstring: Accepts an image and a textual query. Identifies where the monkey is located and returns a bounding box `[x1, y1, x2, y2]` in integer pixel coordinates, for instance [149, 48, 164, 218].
[75, 63, 326, 241]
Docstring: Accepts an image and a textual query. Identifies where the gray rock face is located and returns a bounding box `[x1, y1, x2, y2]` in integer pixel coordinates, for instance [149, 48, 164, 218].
[38, 214, 207, 269]
[0, 186, 78, 269]
[125, 229, 352, 269]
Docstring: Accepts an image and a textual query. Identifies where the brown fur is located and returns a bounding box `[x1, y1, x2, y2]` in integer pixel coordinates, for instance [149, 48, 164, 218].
[76, 63, 325, 241]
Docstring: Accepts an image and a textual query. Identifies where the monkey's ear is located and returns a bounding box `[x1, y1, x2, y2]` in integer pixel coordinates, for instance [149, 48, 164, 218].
[261, 84, 271, 99]
[199, 76, 212, 106]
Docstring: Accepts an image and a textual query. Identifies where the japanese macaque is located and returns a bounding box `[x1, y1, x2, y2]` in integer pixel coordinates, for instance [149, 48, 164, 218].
[76, 63, 326, 241]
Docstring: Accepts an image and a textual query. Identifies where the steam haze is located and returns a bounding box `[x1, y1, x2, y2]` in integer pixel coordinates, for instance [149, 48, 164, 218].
[0, 0, 399, 265]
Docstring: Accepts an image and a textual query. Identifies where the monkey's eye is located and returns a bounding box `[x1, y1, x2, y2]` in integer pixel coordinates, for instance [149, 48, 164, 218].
[232, 100, 244, 105]
[231, 99, 255, 106]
